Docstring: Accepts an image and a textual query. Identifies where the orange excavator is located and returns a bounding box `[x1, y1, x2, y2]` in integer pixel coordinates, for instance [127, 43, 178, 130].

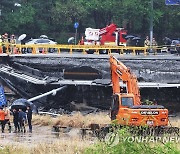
[110, 55, 168, 127]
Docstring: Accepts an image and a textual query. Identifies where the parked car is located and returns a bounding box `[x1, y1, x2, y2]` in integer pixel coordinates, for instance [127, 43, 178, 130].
[169, 39, 180, 54]
[26, 38, 57, 45]
[162, 37, 180, 54]
[24, 37, 57, 53]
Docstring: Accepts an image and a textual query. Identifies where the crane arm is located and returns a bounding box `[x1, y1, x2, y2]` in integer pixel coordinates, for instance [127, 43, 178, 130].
[99, 24, 117, 35]
[110, 56, 141, 105]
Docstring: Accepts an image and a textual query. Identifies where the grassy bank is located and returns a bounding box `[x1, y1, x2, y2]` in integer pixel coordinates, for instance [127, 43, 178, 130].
[85, 141, 180, 154]
[84, 128, 180, 154]
[32, 112, 111, 128]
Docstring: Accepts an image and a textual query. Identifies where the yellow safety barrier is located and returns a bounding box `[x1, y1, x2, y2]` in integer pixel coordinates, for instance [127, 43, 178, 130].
[1, 43, 171, 56]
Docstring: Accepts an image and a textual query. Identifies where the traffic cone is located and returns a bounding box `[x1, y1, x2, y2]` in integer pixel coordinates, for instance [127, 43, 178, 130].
[14, 47, 18, 54]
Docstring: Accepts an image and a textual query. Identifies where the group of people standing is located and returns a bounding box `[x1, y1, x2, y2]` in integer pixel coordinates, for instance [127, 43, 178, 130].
[144, 36, 158, 54]
[0, 33, 16, 53]
[0, 105, 32, 133]
[144, 36, 158, 47]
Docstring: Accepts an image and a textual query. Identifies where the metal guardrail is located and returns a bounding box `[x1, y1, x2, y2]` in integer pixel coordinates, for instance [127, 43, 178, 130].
[0, 43, 168, 55]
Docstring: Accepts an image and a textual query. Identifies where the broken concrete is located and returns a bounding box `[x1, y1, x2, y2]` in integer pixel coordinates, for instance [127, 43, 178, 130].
[0, 54, 180, 113]
[7, 54, 180, 83]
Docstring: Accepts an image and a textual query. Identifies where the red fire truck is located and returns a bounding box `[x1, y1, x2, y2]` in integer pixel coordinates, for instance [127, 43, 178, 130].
[81, 23, 127, 47]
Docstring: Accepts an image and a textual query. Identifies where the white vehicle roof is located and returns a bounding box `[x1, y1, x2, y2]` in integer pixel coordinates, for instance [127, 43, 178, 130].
[26, 38, 57, 45]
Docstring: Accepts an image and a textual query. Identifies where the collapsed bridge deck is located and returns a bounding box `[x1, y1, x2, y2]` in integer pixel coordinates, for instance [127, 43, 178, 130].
[0, 53, 180, 113]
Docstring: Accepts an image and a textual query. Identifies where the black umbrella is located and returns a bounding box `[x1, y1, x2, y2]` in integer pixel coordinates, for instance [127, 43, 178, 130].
[125, 35, 135, 39]
[10, 98, 32, 111]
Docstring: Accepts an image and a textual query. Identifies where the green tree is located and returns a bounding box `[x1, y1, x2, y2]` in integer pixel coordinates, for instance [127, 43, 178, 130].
[0, 0, 179, 43]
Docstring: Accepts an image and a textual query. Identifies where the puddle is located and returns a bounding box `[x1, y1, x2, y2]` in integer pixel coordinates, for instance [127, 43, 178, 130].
[0, 125, 93, 145]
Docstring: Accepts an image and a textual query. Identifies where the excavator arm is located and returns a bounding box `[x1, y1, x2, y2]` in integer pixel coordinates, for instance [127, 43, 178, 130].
[110, 56, 141, 105]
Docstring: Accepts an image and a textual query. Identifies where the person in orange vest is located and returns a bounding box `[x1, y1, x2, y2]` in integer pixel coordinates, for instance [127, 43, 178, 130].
[4, 106, 11, 133]
[0, 106, 6, 133]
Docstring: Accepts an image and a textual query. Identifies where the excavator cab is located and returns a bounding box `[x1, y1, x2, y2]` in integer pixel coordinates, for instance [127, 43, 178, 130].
[111, 93, 168, 126]
[111, 94, 134, 120]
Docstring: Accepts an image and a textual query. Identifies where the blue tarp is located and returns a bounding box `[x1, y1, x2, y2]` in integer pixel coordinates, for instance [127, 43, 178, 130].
[165, 0, 180, 5]
[0, 85, 6, 106]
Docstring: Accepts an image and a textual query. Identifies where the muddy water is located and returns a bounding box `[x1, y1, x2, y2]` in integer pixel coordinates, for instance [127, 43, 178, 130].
[0, 125, 92, 145]
[0, 126, 56, 144]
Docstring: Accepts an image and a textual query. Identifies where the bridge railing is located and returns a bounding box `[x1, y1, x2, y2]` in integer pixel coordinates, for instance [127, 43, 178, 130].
[0, 43, 167, 55]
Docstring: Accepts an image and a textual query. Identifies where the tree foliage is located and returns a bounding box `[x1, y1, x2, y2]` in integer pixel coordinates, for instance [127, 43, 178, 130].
[0, 0, 179, 43]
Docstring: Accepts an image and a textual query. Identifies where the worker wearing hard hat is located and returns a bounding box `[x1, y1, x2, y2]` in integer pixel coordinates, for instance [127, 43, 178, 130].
[2, 33, 9, 53]
[152, 37, 158, 55]
[3, 33, 9, 43]
[10, 34, 16, 44]
[10, 34, 16, 54]
[144, 36, 150, 53]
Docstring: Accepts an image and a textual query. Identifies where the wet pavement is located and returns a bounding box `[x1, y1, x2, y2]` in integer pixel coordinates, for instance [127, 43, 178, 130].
[0, 125, 61, 144]
[0, 125, 92, 145]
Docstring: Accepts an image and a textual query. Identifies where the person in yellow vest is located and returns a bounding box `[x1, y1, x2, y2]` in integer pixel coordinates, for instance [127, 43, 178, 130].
[10, 34, 16, 44]
[152, 37, 158, 46]
[144, 36, 150, 53]
[10, 34, 16, 54]
[2, 33, 9, 53]
[152, 37, 158, 54]
[144, 36, 150, 47]
[3, 33, 9, 43]
[0, 35, 2, 53]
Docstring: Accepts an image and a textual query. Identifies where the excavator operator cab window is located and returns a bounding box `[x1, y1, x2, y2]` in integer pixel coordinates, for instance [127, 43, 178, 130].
[121, 97, 133, 107]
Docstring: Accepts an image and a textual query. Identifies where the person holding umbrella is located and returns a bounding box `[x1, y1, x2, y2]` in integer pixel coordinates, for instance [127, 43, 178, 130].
[12, 108, 20, 133]
[27, 106, 32, 133]
[132, 37, 141, 55]
[18, 108, 26, 133]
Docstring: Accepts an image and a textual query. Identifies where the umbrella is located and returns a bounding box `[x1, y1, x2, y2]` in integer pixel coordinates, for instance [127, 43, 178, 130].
[68, 37, 75, 43]
[132, 37, 141, 40]
[10, 98, 32, 111]
[18, 34, 27, 41]
[125, 35, 135, 39]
